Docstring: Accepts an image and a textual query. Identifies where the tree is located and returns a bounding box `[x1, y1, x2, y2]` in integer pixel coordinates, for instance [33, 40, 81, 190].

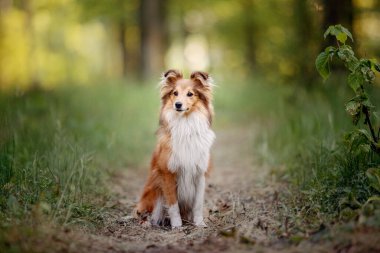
[76, 0, 139, 78]
[241, 0, 257, 70]
[294, 0, 318, 85]
[139, 0, 167, 79]
[322, 0, 354, 48]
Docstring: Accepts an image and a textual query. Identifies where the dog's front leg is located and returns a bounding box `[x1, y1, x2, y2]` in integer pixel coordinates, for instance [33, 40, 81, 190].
[161, 171, 182, 228]
[193, 173, 207, 227]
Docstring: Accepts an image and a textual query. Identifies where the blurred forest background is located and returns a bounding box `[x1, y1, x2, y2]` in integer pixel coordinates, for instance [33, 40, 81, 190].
[0, 0, 379, 88]
[1, 0, 380, 252]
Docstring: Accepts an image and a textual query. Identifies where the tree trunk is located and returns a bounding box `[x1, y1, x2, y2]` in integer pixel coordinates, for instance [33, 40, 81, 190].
[294, 0, 316, 86]
[241, 0, 256, 70]
[118, 20, 128, 77]
[322, 0, 354, 47]
[139, 0, 167, 79]
[21, 0, 39, 88]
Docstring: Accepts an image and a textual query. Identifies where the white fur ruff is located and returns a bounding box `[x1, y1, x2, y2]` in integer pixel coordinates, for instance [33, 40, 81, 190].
[165, 110, 215, 216]
[166, 110, 215, 173]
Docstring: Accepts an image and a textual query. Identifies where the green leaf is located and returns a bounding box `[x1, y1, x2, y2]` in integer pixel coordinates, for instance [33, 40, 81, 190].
[336, 32, 347, 44]
[375, 63, 380, 72]
[369, 59, 378, 71]
[324, 24, 354, 44]
[374, 111, 380, 124]
[337, 45, 358, 71]
[358, 60, 375, 83]
[362, 97, 374, 109]
[352, 113, 361, 125]
[340, 25, 354, 42]
[349, 129, 374, 156]
[324, 25, 334, 39]
[366, 168, 380, 192]
[315, 51, 330, 80]
[324, 46, 336, 55]
[347, 72, 364, 92]
[366, 196, 380, 204]
[358, 128, 372, 142]
[345, 100, 361, 125]
[357, 143, 371, 154]
[345, 100, 361, 116]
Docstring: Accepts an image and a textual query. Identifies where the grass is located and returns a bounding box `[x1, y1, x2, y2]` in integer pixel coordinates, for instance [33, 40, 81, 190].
[0, 81, 161, 228]
[257, 75, 380, 227]
[0, 76, 278, 228]
[0, 75, 287, 228]
[1, 73, 379, 247]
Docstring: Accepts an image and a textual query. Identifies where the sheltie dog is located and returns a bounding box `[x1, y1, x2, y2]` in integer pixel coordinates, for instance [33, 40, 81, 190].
[135, 69, 215, 229]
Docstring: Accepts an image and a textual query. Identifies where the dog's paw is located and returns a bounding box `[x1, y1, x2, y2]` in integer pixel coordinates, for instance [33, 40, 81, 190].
[194, 221, 207, 228]
[193, 216, 207, 227]
[170, 217, 182, 229]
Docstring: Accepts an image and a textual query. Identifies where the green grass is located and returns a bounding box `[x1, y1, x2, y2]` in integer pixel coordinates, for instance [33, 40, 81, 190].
[0, 75, 283, 227]
[0, 74, 379, 234]
[0, 81, 160, 227]
[0, 76, 278, 228]
[214, 75, 292, 126]
[256, 75, 380, 224]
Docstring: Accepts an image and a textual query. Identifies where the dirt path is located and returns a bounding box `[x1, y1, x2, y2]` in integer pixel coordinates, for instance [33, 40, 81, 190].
[33, 125, 380, 253]
[87, 125, 286, 253]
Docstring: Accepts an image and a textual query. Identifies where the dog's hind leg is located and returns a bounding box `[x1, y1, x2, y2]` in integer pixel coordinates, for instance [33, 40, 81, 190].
[135, 171, 160, 218]
[161, 171, 182, 228]
[193, 173, 207, 227]
[150, 196, 164, 226]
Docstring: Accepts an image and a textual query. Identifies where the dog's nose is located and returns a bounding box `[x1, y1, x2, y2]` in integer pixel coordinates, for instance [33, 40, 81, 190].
[175, 102, 182, 109]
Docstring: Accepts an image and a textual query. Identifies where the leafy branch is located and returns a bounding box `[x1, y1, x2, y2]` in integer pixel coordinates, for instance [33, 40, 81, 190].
[316, 24, 380, 154]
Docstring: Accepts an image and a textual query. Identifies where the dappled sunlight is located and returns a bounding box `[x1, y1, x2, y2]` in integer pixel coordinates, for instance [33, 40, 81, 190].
[184, 34, 210, 71]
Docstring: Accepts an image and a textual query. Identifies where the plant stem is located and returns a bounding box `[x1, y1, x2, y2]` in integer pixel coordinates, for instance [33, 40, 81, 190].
[363, 106, 378, 143]
[336, 40, 340, 48]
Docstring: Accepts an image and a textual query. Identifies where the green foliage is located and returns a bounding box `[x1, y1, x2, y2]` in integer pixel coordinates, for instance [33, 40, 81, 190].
[0, 136, 14, 210]
[316, 25, 380, 154]
[76, 0, 138, 23]
[0, 82, 158, 226]
[315, 51, 330, 80]
[258, 70, 380, 227]
[323, 24, 353, 44]
[270, 24, 380, 222]
[367, 168, 380, 193]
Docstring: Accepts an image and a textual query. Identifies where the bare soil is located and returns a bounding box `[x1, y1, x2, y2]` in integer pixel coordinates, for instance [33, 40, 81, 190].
[90, 126, 288, 253]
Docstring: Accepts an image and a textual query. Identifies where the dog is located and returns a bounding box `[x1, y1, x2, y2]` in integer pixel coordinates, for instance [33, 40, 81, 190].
[135, 69, 215, 229]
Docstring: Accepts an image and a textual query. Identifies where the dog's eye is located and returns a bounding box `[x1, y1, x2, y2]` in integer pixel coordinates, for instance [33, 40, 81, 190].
[173, 91, 178, 96]
[187, 92, 193, 97]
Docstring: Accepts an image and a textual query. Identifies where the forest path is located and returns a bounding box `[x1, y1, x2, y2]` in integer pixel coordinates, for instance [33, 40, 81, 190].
[33, 125, 380, 253]
[94, 125, 287, 253]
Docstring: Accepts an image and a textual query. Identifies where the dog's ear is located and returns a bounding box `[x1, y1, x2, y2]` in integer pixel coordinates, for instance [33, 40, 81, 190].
[160, 69, 182, 99]
[190, 71, 212, 88]
[162, 69, 183, 85]
[191, 71, 214, 124]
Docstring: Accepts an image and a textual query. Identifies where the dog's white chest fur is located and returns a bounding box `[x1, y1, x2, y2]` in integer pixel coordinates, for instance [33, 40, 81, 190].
[165, 111, 215, 207]
[166, 111, 215, 173]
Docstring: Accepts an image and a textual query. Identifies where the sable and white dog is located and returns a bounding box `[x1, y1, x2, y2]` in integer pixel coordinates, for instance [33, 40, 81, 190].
[135, 70, 215, 228]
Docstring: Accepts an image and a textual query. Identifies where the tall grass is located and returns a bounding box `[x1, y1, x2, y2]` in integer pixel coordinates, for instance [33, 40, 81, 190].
[0, 75, 285, 227]
[1, 74, 377, 229]
[0, 82, 159, 226]
[257, 75, 380, 221]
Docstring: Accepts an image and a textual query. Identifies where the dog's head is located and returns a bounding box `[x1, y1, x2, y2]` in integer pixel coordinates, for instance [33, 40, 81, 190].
[160, 69, 214, 115]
